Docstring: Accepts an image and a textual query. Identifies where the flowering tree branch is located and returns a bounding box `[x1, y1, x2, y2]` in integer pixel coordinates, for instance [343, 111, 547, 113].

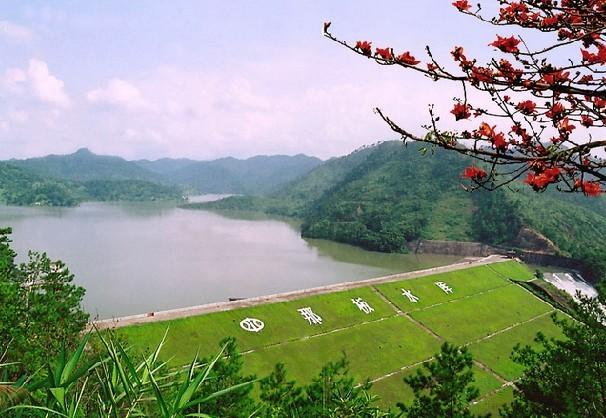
[324, 1, 606, 196]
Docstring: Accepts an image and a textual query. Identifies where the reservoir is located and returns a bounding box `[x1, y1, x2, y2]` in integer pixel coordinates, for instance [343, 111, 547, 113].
[0, 198, 462, 319]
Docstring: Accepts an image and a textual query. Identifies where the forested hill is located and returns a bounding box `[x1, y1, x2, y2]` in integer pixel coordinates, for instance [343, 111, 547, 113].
[196, 141, 606, 280]
[0, 162, 183, 207]
[0, 162, 81, 207]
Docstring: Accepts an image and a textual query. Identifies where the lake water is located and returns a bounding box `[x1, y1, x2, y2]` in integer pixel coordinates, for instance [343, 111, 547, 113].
[0, 198, 462, 319]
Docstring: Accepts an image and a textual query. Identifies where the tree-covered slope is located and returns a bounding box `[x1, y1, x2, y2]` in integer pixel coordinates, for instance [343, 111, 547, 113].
[0, 162, 82, 206]
[0, 162, 184, 206]
[300, 142, 478, 252]
[82, 179, 184, 202]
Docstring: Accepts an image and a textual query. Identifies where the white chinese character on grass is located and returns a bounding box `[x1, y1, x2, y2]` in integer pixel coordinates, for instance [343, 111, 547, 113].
[239, 318, 265, 333]
[351, 297, 374, 314]
[435, 281, 453, 294]
[401, 289, 419, 303]
[298, 307, 323, 325]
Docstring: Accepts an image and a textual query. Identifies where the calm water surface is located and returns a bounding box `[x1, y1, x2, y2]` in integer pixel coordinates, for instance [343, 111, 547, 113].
[0, 198, 461, 319]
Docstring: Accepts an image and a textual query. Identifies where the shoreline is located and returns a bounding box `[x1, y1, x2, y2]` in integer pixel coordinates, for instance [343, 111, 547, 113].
[91, 254, 509, 330]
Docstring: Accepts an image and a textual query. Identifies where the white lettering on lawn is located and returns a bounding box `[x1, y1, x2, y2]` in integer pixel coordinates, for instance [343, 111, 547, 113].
[298, 307, 323, 325]
[435, 281, 453, 294]
[239, 318, 265, 332]
[351, 297, 374, 314]
[401, 289, 419, 303]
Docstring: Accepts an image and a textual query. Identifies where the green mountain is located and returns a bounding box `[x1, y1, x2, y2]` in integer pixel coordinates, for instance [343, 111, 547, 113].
[194, 141, 606, 280]
[164, 154, 323, 194]
[9, 148, 165, 183]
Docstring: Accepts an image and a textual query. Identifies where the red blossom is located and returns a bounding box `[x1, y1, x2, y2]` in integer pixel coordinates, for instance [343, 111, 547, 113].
[511, 125, 531, 144]
[581, 43, 606, 64]
[375, 47, 393, 60]
[576, 180, 602, 196]
[452, 1, 471, 11]
[470, 67, 494, 83]
[462, 166, 487, 180]
[581, 115, 594, 127]
[594, 97, 606, 108]
[490, 35, 521, 53]
[492, 132, 507, 150]
[580, 74, 594, 84]
[396, 51, 420, 65]
[497, 59, 523, 81]
[515, 100, 537, 115]
[546, 102, 566, 119]
[541, 15, 559, 27]
[478, 122, 495, 137]
[541, 70, 570, 85]
[355, 41, 372, 56]
[558, 118, 576, 133]
[451, 46, 466, 61]
[451, 103, 471, 120]
[499, 2, 529, 21]
[525, 166, 561, 190]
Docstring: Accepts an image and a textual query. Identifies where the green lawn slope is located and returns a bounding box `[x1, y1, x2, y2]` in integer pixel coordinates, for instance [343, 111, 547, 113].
[118, 260, 558, 414]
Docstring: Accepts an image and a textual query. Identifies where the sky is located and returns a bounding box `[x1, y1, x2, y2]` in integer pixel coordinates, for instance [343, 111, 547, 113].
[0, 1, 532, 160]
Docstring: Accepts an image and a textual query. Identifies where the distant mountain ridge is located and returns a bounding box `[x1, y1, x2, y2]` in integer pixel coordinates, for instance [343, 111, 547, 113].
[6, 148, 322, 196]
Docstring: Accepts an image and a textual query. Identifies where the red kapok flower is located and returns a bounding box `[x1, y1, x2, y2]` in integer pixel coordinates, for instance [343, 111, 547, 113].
[541, 15, 559, 27]
[515, 100, 536, 115]
[575, 180, 602, 196]
[396, 51, 420, 65]
[594, 97, 606, 108]
[478, 122, 496, 137]
[541, 70, 570, 85]
[546, 102, 566, 120]
[558, 118, 576, 133]
[525, 167, 560, 190]
[581, 115, 594, 127]
[462, 166, 487, 180]
[452, 0, 471, 11]
[490, 35, 521, 53]
[355, 41, 372, 57]
[451, 103, 471, 120]
[375, 47, 393, 60]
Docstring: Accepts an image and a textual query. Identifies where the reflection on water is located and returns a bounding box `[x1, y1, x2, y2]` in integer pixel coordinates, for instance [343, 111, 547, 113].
[0, 199, 461, 319]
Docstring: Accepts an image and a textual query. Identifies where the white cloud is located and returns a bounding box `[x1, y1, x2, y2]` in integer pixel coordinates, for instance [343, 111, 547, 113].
[87, 79, 150, 111]
[0, 20, 33, 43]
[26, 59, 71, 108]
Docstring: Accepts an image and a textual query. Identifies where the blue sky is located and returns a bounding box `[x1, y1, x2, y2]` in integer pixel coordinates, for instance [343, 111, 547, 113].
[0, 1, 527, 160]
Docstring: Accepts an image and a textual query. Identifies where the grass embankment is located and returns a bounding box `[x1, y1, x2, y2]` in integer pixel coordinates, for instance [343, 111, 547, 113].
[119, 260, 558, 414]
